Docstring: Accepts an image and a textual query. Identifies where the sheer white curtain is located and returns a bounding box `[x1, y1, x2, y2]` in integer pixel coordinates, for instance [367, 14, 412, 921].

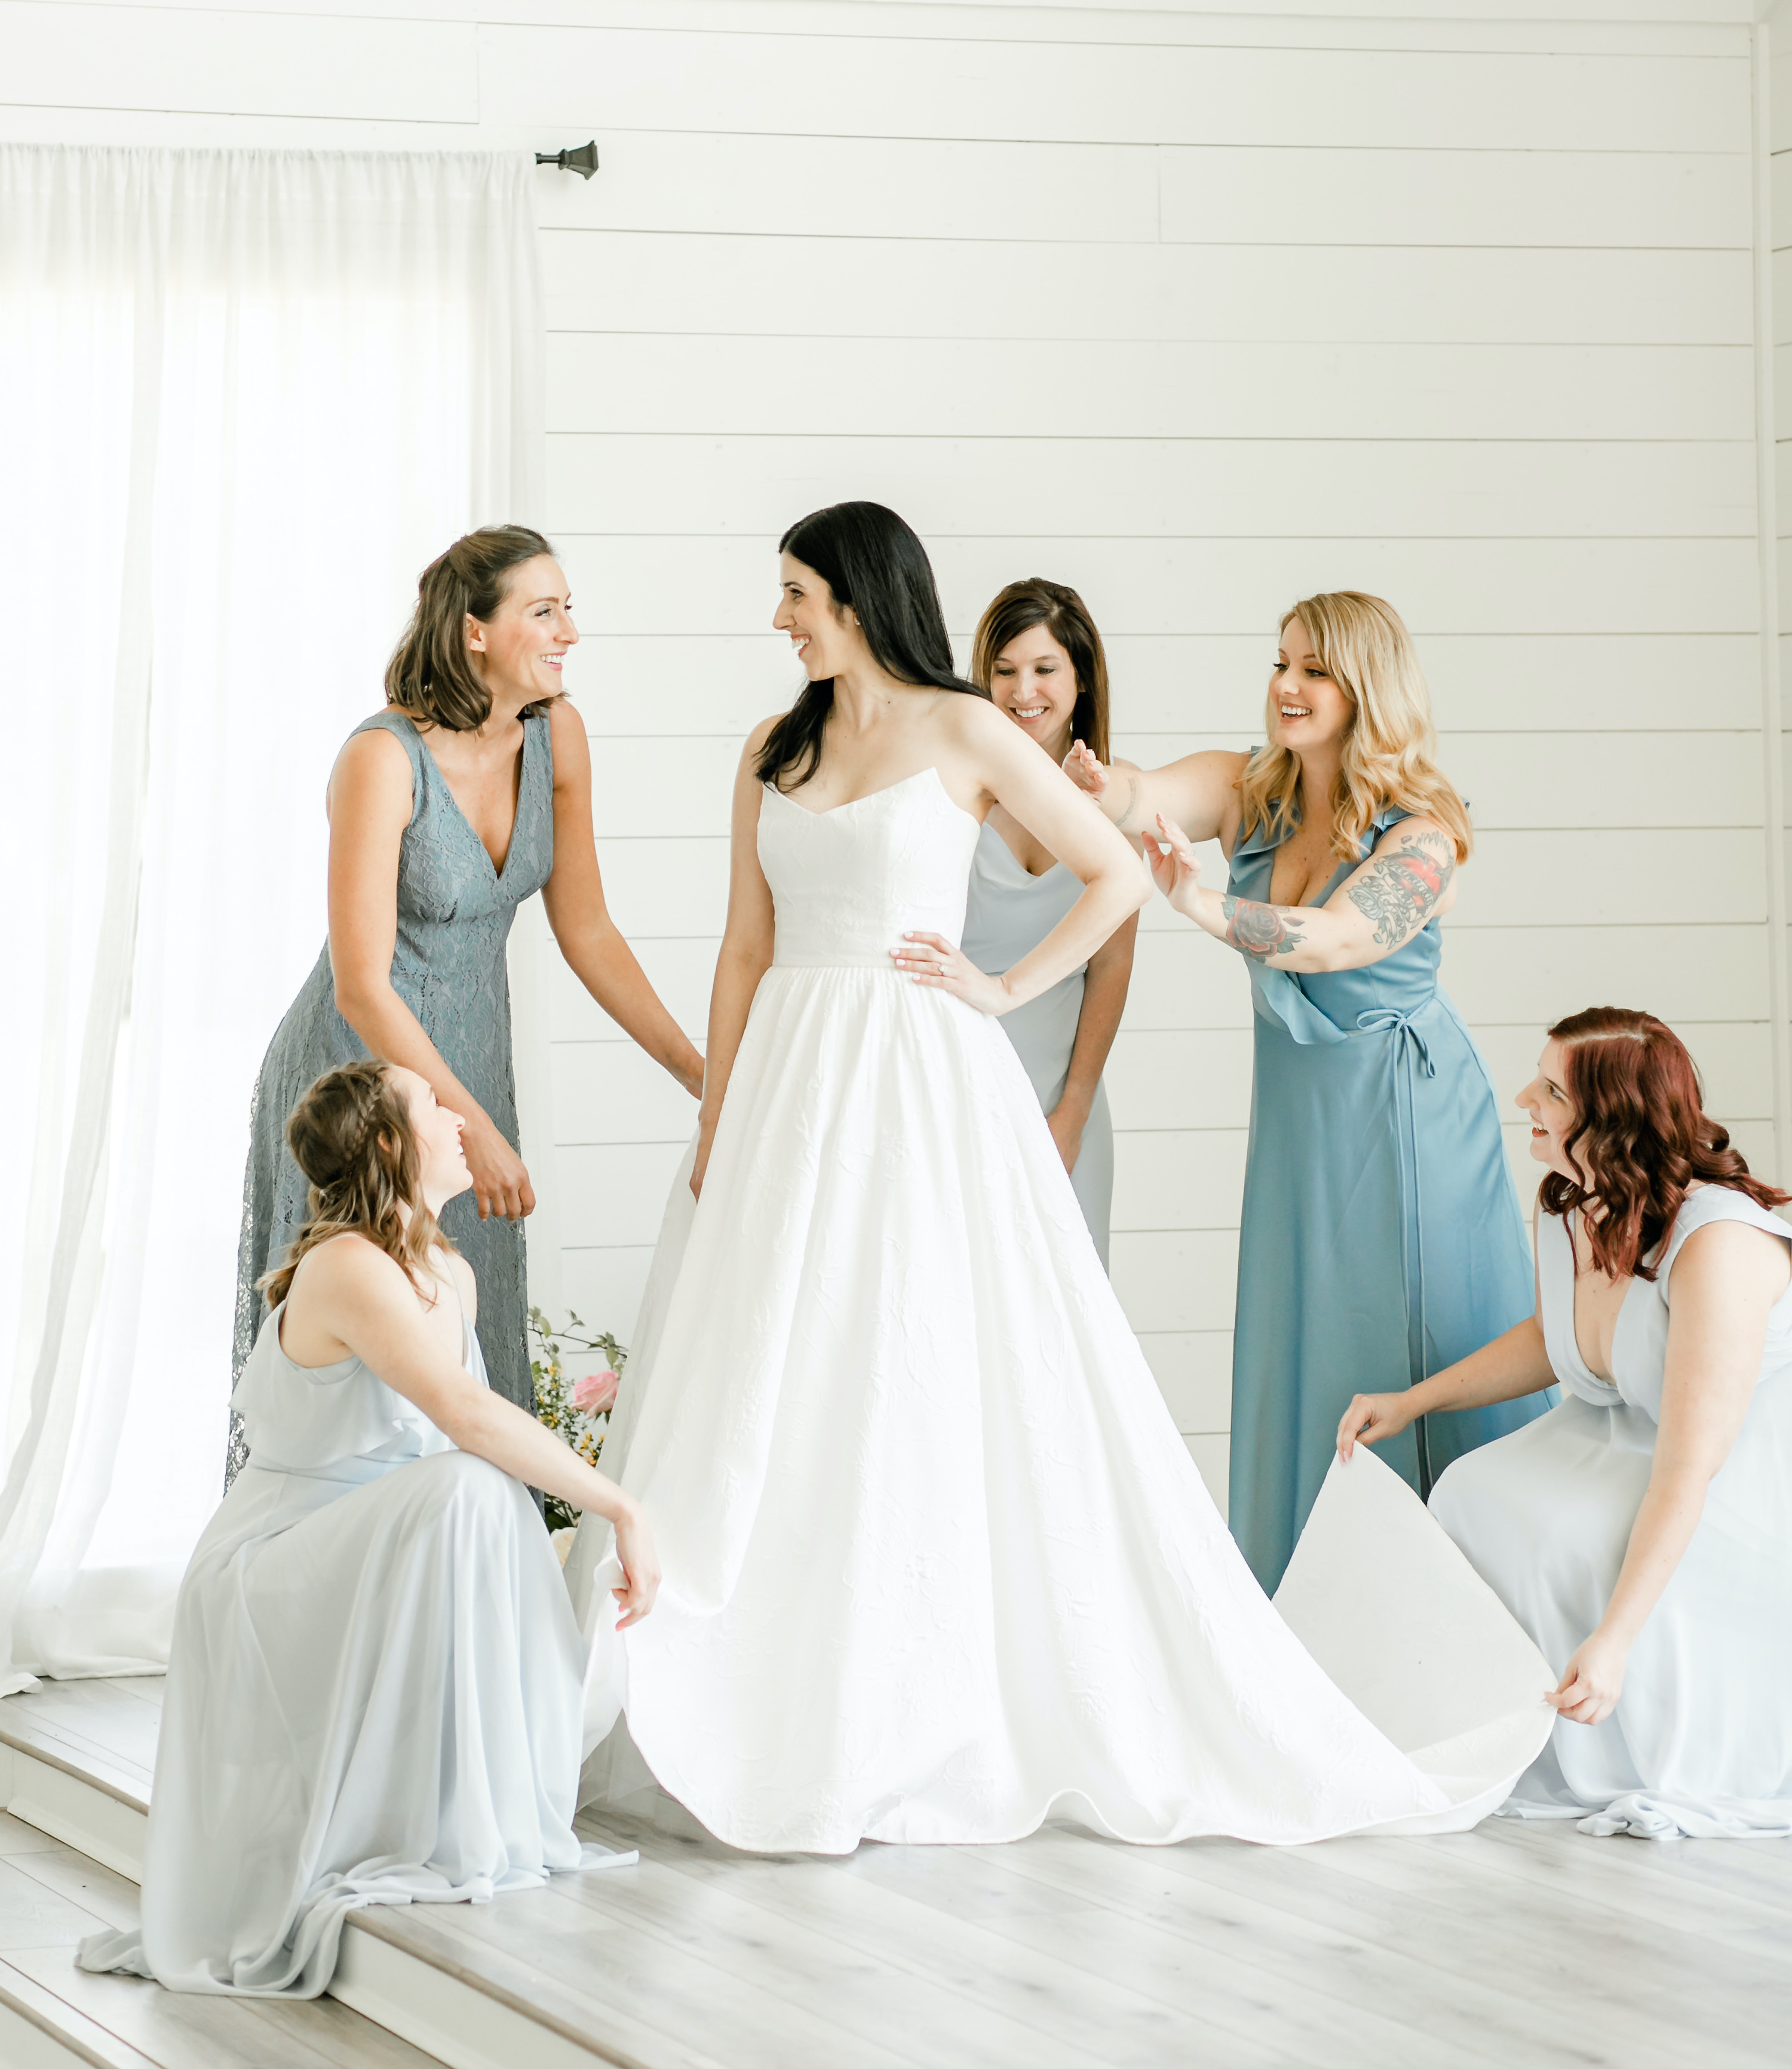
[0, 146, 547, 1692]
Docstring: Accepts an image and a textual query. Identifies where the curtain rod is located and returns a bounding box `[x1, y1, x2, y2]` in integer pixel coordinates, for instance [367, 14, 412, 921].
[535, 142, 598, 180]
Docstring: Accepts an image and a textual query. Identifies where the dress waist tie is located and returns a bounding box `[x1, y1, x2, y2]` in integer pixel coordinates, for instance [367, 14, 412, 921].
[1354, 1002, 1440, 1491]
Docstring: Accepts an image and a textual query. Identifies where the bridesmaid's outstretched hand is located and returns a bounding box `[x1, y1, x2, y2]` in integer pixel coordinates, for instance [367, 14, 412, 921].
[1062, 739, 1110, 802]
[1336, 1390, 1414, 1459]
[1147, 814, 1206, 922]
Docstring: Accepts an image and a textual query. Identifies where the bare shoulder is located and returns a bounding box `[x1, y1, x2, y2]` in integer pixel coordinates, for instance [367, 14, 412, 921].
[292, 1229, 413, 1308]
[331, 722, 414, 803]
[1673, 1214, 1792, 1293]
[936, 689, 1008, 747]
[743, 711, 787, 761]
[547, 693, 590, 774]
[329, 728, 412, 823]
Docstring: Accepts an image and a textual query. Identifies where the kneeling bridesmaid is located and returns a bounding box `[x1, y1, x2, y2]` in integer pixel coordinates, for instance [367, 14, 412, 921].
[1340, 1007, 1792, 1838]
[79, 1061, 658, 1996]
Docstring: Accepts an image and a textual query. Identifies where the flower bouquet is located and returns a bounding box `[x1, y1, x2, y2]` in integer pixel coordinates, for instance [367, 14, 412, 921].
[528, 1305, 627, 1536]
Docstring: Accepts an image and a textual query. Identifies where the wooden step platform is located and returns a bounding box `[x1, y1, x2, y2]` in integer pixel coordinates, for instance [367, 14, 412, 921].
[4, 1678, 1792, 2068]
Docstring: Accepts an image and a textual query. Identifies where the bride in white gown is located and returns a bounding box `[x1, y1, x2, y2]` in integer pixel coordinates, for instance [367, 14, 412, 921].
[574, 502, 1553, 1855]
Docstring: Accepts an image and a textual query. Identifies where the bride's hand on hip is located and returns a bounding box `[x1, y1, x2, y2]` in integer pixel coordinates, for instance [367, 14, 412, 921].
[891, 933, 1011, 1015]
[462, 1113, 535, 1221]
[1336, 1390, 1413, 1459]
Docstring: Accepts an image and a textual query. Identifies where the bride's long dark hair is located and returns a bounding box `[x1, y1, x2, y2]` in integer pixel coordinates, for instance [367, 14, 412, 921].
[756, 502, 986, 791]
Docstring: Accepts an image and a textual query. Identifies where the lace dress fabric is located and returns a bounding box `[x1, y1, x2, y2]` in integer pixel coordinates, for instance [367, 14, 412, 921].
[573, 768, 1554, 1855]
[229, 708, 553, 1483]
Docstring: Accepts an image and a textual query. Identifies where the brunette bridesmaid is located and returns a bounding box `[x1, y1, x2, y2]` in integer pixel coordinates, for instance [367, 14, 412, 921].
[959, 580, 1137, 1266]
[233, 527, 702, 1479]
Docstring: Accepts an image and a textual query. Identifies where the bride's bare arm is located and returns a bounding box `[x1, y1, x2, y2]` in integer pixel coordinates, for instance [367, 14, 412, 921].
[294, 1239, 660, 1625]
[894, 699, 1148, 1015]
[692, 721, 780, 1195]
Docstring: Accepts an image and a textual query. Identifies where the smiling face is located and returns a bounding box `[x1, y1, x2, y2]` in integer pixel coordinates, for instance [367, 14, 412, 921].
[387, 1066, 472, 1210]
[1269, 615, 1354, 756]
[989, 623, 1080, 759]
[1515, 1038, 1582, 1182]
[772, 551, 870, 680]
[464, 554, 577, 707]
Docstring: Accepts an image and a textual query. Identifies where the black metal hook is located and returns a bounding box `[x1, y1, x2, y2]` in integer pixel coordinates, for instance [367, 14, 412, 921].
[535, 141, 599, 180]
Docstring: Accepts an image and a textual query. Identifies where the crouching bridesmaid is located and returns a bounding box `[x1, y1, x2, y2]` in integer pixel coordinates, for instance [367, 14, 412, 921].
[79, 1060, 658, 1996]
[1339, 1008, 1792, 1837]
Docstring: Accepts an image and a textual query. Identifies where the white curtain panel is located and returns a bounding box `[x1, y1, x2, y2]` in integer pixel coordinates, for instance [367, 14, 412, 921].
[0, 145, 547, 1692]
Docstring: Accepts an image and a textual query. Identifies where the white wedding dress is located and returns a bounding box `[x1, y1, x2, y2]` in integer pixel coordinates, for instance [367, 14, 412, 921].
[572, 768, 1553, 1854]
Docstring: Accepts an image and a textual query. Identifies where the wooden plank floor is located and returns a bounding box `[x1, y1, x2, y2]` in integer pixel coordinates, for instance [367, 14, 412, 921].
[7, 1678, 1792, 2068]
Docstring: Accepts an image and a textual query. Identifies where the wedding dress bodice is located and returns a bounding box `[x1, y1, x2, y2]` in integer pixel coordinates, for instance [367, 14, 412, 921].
[757, 768, 982, 969]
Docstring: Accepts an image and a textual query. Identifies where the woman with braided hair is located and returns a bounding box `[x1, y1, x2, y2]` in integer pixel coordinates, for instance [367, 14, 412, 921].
[82, 1060, 657, 1996]
[233, 527, 702, 1482]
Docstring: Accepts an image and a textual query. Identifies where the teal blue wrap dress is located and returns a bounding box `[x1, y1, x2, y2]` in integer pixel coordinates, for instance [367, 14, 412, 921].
[1228, 803, 1551, 1594]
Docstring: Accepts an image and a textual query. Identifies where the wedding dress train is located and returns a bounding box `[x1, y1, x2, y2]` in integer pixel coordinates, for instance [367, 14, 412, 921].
[570, 768, 1551, 1854]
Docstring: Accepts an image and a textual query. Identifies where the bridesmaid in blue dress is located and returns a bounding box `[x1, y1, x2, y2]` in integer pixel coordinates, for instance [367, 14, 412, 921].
[959, 580, 1137, 1266]
[234, 528, 702, 1478]
[1067, 591, 1546, 1592]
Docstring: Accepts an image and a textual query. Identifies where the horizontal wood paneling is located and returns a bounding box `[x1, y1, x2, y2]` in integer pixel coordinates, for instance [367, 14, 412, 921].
[554, 634, 1763, 736]
[483, 25, 1747, 154]
[547, 235, 1754, 348]
[555, 535, 1759, 638]
[1159, 143, 1747, 250]
[1139, 1332, 1233, 1434]
[1, 1, 477, 122]
[550, 334, 1752, 444]
[547, 435, 1755, 541]
[534, 130, 1158, 241]
[1110, 1230, 1239, 1334]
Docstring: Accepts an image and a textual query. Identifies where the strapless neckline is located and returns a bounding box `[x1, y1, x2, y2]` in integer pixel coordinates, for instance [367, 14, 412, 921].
[763, 765, 978, 828]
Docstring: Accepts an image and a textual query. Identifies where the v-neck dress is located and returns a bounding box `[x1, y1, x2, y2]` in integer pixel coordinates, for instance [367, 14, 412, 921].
[1227, 803, 1548, 1594]
[959, 819, 1115, 1266]
[1431, 1187, 1792, 1837]
[231, 708, 554, 1481]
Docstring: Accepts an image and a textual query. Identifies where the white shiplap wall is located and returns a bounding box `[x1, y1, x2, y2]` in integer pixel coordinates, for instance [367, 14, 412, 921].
[4, 0, 1781, 1511]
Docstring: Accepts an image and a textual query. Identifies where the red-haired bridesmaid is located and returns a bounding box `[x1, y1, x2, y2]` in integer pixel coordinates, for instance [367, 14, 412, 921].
[1340, 1008, 1792, 1837]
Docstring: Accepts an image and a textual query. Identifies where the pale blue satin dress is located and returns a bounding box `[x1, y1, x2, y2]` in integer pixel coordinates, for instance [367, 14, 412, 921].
[1229, 805, 1549, 1593]
[961, 819, 1115, 1266]
[1432, 1186, 1792, 1838]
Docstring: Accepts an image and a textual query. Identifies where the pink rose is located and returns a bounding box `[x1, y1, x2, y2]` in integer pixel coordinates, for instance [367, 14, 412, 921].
[570, 1368, 619, 1415]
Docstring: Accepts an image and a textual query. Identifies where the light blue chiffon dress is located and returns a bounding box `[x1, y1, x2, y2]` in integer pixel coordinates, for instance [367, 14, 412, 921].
[78, 1272, 627, 1996]
[1228, 805, 1550, 1594]
[1432, 1185, 1792, 1837]
[960, 819, 1115, 1266]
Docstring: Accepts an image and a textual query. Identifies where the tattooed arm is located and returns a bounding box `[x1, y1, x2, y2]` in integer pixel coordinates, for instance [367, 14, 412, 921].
[1146, 814, 1462, 972]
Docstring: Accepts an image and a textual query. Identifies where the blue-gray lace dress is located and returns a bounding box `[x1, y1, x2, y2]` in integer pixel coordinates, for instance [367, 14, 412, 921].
[229, 707, 554, 1484]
